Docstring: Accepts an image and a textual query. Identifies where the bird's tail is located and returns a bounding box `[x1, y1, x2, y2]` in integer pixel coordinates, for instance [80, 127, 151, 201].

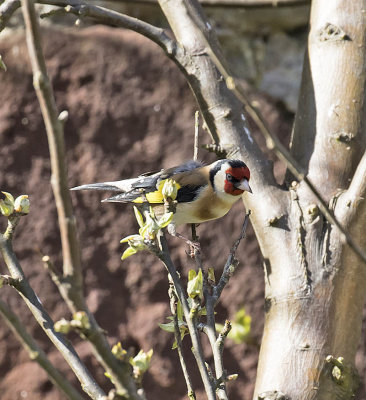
[71, 178, 137, 193]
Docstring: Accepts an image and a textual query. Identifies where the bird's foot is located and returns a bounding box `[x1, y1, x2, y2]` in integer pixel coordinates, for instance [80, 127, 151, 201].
[167, 224, 201, 257]
[174, 233, 201, 257]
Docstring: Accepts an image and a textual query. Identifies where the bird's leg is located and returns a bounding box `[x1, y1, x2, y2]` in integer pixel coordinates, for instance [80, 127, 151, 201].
[167, 223, 201, 256]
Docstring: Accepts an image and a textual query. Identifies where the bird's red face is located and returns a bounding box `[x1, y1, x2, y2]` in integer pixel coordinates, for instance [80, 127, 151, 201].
[224, 165, 251, 196]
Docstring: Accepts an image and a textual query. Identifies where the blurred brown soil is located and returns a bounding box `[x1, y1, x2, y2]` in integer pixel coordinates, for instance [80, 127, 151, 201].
[0, 25, 364, 400]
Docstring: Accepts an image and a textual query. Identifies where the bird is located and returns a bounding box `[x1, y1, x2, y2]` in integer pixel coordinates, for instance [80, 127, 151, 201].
[71, 159, 252, 243]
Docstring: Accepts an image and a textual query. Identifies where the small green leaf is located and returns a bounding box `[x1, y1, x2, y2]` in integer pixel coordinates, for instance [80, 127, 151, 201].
[187, 269, 203, 299]
[158, 212, 173, 228]
[130, 349, 153, 374]
[120, 234, 143, 244]
[133, 206, 145, 228]
[188, 269, 196, 281]
[177, 300, 183, 321]
[208, 267, 215, 284]
[0, 191, 15, 216]
[159, 321, 175, 333]
[121, 246, 137, 260]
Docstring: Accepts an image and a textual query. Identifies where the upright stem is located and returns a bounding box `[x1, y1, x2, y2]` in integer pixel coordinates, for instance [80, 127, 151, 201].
[168, 287, 196, 399]
[157, 234, 216, 400]
[20, 2, 142, 397]
[21, 0, 83, 302]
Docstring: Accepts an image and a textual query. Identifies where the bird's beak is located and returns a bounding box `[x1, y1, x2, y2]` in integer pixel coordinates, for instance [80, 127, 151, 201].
[235, 179, 252, 193]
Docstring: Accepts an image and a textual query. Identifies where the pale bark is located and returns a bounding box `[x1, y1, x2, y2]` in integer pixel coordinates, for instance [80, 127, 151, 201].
[254, 1, 366, 399]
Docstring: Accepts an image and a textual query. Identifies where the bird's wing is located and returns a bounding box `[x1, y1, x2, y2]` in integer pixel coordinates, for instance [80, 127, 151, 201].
[71, 160, 207, 204]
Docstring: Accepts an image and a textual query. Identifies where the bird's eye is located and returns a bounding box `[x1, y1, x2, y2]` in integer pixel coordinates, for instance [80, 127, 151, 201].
[226, 173, 233, 181]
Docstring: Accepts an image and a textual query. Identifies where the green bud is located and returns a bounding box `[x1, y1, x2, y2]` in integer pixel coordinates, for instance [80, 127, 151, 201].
[72, 311, 90, 330]
[112, 342, 128, 360]
[139, 213, 159, 240]
[187, 269, 203, 299]
[207, 268, 215, 284]
[54, 318, 71, 334]
[14, 195, 30, 214]
[131, 349, 153, 374]
[162, 179, 178, 201]
[0, 192, 14, 216]
[218, 307, 251, 344]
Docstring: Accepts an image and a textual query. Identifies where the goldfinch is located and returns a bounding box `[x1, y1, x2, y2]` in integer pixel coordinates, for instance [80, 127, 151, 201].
[71, 159, 251, 232]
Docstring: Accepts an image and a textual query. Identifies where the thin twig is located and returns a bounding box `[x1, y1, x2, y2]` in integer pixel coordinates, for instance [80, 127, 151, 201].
[213, 211, 251, 302]
[194, 111, 200, 161]
[101, 0, 310, 7]
[0, 225, 106, 400]
[205, 302, 228, 400]
[168, 286, 196, 400]
[157, 233, 216, 400]
[21, 2, 142, 397]
[191, 111, 200, 246]
[21, 0, 83, 301]
[0, 299, 84, 400]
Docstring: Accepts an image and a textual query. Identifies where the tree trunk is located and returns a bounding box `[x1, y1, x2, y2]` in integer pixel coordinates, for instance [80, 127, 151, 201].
[253, 1, 366, 399]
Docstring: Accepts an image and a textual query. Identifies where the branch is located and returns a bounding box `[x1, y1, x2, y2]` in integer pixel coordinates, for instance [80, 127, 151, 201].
[21, 0, 83, 300]
[102, 0, 310, 7]
[345, 150, 366, 208]
[157, 233, 216, 400]
[0, 224, 105, 400]
[199, 213, 250, 399]
[336, 151, 366, 226]
[0, 0, 20, 31]
[168, 285, 196, 400]
[0, 299, 84, 400]
[213, 211, 251, 301]
[21, 2, 143, 397]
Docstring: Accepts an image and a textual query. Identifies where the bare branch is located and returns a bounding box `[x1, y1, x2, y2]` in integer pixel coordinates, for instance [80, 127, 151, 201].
[346, 151, 366, 206]
[0, 226, 106, 400]
[168, 285, 196, 400]
[0, 0, 20, 31]
[337, 150, 366, 226]
[102, 0, 310, 8]
[0, 299, 84, 400]
[157, 233, 216, 400]
[20, 2, 143, 397]
[213, 211, 251, 301]
[21, 0, 83, 299]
